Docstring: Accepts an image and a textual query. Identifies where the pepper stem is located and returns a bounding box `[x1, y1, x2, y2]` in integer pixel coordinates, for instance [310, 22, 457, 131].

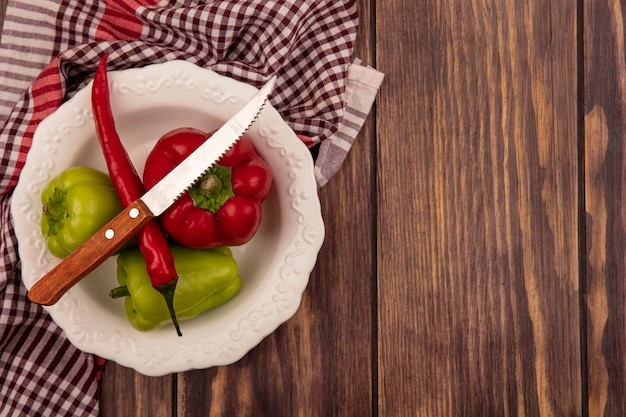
[43, 187, 68, 236]
[155, 280, 182, 337]
[189, 165, 234, 213]
[200, 175, 221, 195]
[109, 286, 131, 298]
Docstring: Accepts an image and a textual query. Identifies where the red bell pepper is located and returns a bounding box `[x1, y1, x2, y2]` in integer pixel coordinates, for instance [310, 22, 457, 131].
[143, 127, 272, 249]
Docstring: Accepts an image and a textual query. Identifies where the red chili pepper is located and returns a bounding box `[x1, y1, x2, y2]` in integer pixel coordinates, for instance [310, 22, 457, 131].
[92, 54, 182, 336]
[142, 127, 273, 249]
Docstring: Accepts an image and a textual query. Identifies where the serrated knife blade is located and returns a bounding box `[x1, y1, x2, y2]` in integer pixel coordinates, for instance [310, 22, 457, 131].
[142, 76, 275, 216]
[28, 76, 276, 306]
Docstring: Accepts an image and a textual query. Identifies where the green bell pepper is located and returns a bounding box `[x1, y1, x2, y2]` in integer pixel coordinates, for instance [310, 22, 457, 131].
[112, 245, 242, 332]
[41, 166, 124, 259]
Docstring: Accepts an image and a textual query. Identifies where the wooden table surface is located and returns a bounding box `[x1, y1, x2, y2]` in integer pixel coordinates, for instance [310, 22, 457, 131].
[3, 1, 626, 416]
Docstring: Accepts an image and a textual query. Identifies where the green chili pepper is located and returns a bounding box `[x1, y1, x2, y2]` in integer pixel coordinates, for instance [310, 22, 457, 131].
[41, 166, 124, 259]
[111, 246, 242, 332]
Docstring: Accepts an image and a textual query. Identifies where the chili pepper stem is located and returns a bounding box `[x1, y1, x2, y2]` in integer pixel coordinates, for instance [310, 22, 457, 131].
[156, 280, 182, 337]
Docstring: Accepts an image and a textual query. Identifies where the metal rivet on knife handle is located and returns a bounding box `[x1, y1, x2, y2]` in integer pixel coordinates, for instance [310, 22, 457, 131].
[27, 200, 155, 306]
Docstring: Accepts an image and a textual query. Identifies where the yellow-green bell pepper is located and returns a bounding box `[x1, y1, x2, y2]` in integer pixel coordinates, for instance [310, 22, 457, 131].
[41, 166, 123, 259]
[112, 246, 242, 332]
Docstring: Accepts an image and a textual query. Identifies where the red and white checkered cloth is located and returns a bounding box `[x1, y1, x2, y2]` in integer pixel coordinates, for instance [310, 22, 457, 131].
[0, 0, 382, 415]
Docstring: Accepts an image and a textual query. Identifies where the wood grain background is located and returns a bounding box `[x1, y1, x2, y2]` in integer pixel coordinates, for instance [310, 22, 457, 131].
[3, 0, 626, 416]
[377, 0, 583, 415]
[584, 1, 626, 416]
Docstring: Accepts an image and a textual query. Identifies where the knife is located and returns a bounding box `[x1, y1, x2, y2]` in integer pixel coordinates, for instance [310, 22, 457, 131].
[28, 76, 276, 306]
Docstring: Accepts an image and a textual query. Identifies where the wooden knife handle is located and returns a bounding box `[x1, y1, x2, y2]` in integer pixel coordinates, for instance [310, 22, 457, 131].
[28, 199, 154, 306]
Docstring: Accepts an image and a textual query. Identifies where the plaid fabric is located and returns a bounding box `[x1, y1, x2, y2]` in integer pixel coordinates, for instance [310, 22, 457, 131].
[0, 0, 382, 415]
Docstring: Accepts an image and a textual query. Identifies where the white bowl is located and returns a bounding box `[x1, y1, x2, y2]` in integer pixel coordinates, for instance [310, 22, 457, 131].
[11, 61, 324, 376]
